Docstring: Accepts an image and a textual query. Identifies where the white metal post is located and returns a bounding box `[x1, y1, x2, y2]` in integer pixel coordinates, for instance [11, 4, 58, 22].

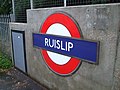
[64, 0, 66, 7]
[12, 0, 15, 21]
[30, 0, 33, 9]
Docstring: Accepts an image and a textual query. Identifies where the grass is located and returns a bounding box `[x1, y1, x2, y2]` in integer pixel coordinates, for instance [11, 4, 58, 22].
[0, 52, 13, 70]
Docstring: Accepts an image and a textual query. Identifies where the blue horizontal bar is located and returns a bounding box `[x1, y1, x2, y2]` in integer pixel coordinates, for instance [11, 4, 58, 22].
[33, 33, 99, 63]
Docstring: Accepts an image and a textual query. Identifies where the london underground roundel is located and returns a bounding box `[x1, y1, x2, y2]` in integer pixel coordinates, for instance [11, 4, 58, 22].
[40, 12, 82, 75]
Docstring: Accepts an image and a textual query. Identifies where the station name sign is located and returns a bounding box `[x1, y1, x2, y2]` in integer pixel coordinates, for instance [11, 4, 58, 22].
[33, 33, 99, 63]
[33, 12, 100, 75]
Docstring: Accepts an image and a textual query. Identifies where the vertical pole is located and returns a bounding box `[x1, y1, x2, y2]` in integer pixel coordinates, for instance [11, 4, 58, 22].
[12, 0, 15, 15]
[12, 0, 15, 21]
[64, 0, 66, 7]
[30, 0, 33, 9]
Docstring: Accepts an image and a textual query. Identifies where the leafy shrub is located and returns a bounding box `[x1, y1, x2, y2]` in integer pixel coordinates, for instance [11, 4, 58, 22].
[0, 52, 13, 69]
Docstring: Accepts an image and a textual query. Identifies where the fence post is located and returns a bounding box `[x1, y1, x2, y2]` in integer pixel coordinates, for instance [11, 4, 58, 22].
[12, 0, 15, 21]
[30, 0, 33, 9]
[64, 0, 66, 7]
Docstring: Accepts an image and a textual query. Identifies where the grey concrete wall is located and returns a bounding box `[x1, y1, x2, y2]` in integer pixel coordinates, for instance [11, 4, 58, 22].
[113, 32, 120, 90]
[10, 3, 120, 90]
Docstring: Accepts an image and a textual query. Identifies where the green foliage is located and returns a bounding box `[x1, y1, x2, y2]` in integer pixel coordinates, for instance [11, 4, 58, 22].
[0, 52, 13, 69]
[0, 0, 12, 14]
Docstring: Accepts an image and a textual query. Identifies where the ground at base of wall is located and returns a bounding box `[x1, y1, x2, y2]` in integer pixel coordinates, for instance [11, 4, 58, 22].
[0, 68, 48, 90]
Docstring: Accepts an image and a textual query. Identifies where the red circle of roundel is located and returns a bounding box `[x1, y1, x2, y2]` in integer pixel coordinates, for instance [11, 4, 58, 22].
[40, 12, 82, 75]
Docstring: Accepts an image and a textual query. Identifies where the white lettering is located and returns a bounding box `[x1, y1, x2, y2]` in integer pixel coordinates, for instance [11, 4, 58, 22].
[49, 39, 54, 48]
[68, 42, 73, 52]
[56, 40, 60, 49]
[61, 41, 65, 51]
[65, 42, 67, 51]
[45, 38, 48, 46]
[54, 39, 56, 48]
[44, 38, 73, 52]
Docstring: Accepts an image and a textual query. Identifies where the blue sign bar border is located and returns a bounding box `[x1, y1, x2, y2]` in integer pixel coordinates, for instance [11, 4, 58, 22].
[33, 33, 100, 64]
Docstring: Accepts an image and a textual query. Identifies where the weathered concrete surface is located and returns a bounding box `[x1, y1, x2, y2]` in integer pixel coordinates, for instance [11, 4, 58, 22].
[10, 3, 120, 90]
[113, 32, 120, 90]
